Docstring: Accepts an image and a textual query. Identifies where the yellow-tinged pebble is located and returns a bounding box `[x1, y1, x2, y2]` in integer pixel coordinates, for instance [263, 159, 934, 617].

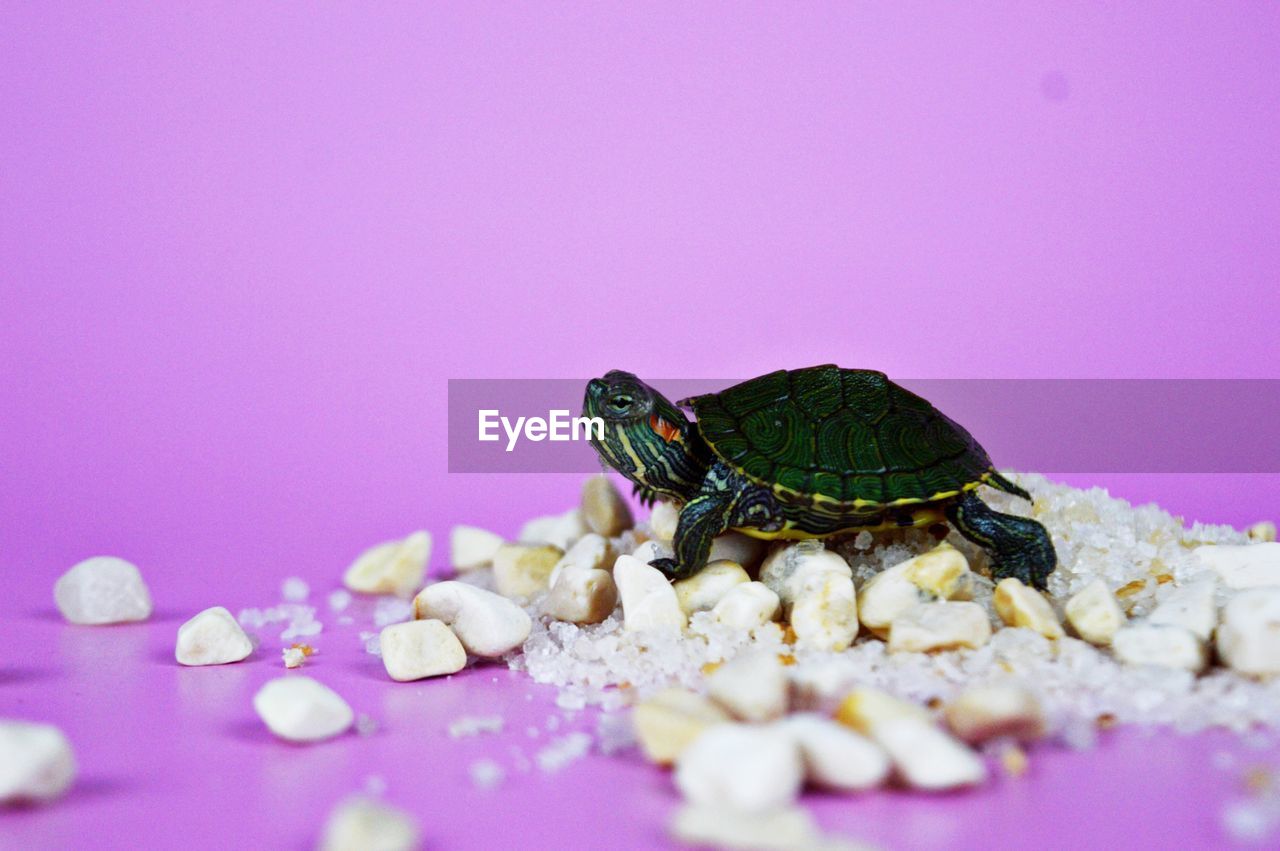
[548, 533, 613, 586]
[518, 508, 588, 550]
[1064, 579, 1125, 645]
[1216, 588, 1280, 676]
[1111, 623, 1207, 673]
[632, 688, 731, 765]
[1148, 576, 1218, 642]
[650, 500, 680, 543]
[318, 796, 421, 851]
[673, 723, 804, 812]
[674, 560, 750, 615]
[789, 571, 858, 652]
[711, 582, 781, 630]
[887, 601, 991, 653]
[903, 542, 972, 600]
[449, 525, 504, 571]
[835, 688, 930, 735]
[944, 685, 1045, 744]
[758, 541, 851, 606]
[543, 566, 619, 625]
[491, 543, 563, 599]
[706, 651, 789, 723]
[343, 531, 431, 598]
[379, 620, 467, 681]
[615, 554, 687, 632]
[994, 578, 1065, 638]
[581, 475, 633, 537]
[412, 580, 532, 656]
[1248, 521, 1277, 543]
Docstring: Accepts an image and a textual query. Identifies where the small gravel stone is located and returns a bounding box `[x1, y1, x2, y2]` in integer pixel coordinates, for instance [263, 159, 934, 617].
[887, 601, 991, 653]
[711, 582, 781, 630]
[1195, 543, 1280, 590]
[450, 525, 505, 571]
[543, 566, 619, 625]
[492, 543, 563, 599]
[1247, 521, 1277, 543]
[778, 713, 890, 792]
[707, 651, 789, 723]
[759, 542, 851, 607]
[581, 475, 633, 537]
[650, 501, 680, 542]
[944, 685, 1046, 744]
[519, 508, 588, 550]
[615, 555, 687, 632]
[343, 531, 431, 598]
[632, 688, 731, 765]
[548, 533, 613, 586]
[674, 560, 750, 615]
[902, 542, 972, 599]
[318, 796, 421, 851]
[669, 804, 851, 851]
[174, 606, 254, 666]
[379, 620, 467, 681]
[282, 647, 306, 668]
[994, 578, 1065, 639]
[1064, 579, 1125, 645]
[413, 581, 531, 657]
[1217, 588, 1280, 676]
[0, 721, 77, 804]
[707, 532, 766, 570]
[1112, 623, 1208, 673]
[253, 676, 354, 743]
[54, 556, 153, 625]
[790, 571, 858, 651]
[1148, 577, 1218, 642]
[674, 723, 804, 812]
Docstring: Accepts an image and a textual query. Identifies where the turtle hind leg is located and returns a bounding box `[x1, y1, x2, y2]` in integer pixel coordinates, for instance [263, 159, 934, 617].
[946, 491, 1057, 590]
[985, 470, 1033, 502]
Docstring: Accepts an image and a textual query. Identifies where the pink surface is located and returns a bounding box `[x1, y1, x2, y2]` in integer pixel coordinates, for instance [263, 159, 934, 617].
[3, 3, 1279, 849]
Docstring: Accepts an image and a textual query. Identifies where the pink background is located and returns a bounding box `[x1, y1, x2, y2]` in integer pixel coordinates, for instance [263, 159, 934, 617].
[2, 3, 1278, 849]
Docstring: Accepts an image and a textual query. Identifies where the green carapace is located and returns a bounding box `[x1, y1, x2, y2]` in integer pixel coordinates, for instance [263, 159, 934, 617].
[584, 365, 1057, 589]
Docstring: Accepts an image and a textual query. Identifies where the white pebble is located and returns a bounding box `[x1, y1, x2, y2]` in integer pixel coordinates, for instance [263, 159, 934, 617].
[413, 581, 531, 657]
[902, 542, 972, 599]
[649, 500, 680, 542]
[343, 531, 431, 598]
[630, 539, 670, 564]
[835, 688, 931, 731]
[855, 561, 922, 638]
[615, 555, 687, 632]
[492, 543, 563, 599]
[707, 532, 766, 569]
[707, 651, 789, 723]
[887, 601, 991, 653]
[0, 721, 77, 804]
[282, 647, 306, 668]
[1064, 579, 1125, 645]
[53, 556, 153, 625]
[318, 796, 420, 851]
[174, 606, 254, 666]
[778, 713, 890, 792]
[519, 508, 588, 550]
[669, 804, 827, 851]
[789, 571, 858, 651]
[674, 560, 750, 615]
[1217, 588, 1280, 676]
[712, 582, 780, 630]
[758, 541, 851, 607]
[581, 475, 633, 537]
[548, 533, 612, 586]
[450, 525, 505, 571]
[994, 578, 1064, 638]
[1247, 521, 1276, 543]
[944, 685, 1046, 744]
[632, 688, 731, 765]
[253, 676, 354, 742]
[542, 566, 618, 625]
[1148, 576, 1218, 642]
[837, 688, 984, 790]
[379, 620, 467, 681]
[674, 723, 804, 813]
[1112, 623, 1207, 673]
[1195, 543, 1280, 589]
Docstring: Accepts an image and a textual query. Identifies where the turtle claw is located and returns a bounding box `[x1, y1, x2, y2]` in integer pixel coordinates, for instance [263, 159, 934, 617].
[649, 557, 701, 582]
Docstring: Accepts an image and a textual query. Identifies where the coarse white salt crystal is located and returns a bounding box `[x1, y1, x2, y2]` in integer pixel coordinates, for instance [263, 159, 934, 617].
[328, 589, 352, 612]
[281, 577, 309, 603]
[253, 676, 354, 743]
[469, 759, 505, 790]
[1195, 543, 1280, 590]
[675, 723, 804, 813]
[175, 606, 254, 666]
[344, 531, 431, 598]
[373, 597, 414, 628]
[280, 606, 322, 641]
[54, 556, 153, 625]
[0, 721, 77, 804]
[581, 475, 633, 537]
[447, 715, 505, 738]
[1217, 588, 1280, 676]
[596, 712, 637, 756]
[1064, 579, 1124, 645]
[413, 581, 531, 657]
[360, 631, 381, 656]
[1112, 623, 1207, 673]
[451, 524, 505, 571]
[379, 620, 467, 681]
[355, 714, 378, 737]
[674, 560, 750, 615]
[536, 732, 593, 773]
[318, 796, 420, 851]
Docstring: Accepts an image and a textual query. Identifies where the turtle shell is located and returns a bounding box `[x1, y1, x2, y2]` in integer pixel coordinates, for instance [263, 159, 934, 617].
[682, 365, 995, 507]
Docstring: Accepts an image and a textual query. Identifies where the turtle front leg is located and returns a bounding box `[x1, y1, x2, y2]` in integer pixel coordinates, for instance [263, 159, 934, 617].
[650, 463, 739, 581]
[945, 491, 1057, 590]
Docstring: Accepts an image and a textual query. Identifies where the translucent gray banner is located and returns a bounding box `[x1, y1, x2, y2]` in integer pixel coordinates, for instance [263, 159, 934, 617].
[447, 378, 1280, 473]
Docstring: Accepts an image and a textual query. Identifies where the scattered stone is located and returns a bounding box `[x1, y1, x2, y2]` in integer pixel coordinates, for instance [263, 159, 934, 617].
[1195, 543, 1280, 590]
[944, 685, 1046, 744]
[548, 533, 614, 586]
[853, 560, 922, 639]
[789, 571, 858, 651]
[253, 676, 354, 743]
[543, 566, 619, 625]
[835, 688, 930, 732]
[450, 525, 505, 571]
[174, 606, 254, 666]
[53, 556, 153, 625]
[519, 508, 588, 550]
[581, 475, 633, 537]
[492, 543, 563, 599]
[413, 581, 531, 657]
[712, 582, 781, 630]
[379, 620, 467, 681]
[778, 713, 890, 792]
[903, 542, 972, 599]
[615, 555, 687, 632]
[887, 601, 991, 653]
[1217, 588, 1280, 676]
[1112, 623, 1208, 673]
[759, 542, 852, 607]
[707, 532, 766, 570]
[707, 651, 789, 723]
[282, 646, 306, 668]
[630, 539, 670, 564]
[994, 578, 1065, 639]
[1149, 577, 1218, 642]
[1064, 579, 1125, 645]
[632, 688, 731, 765]
[650, 501, 680, 543]
[674, 723, 804, 812]
[343, 531, 431, 598]
[0, 721, 77, 804]
[1247, 522, 1277, 543]
[318, 796, 421, 851]
[674, 560, 750, 615]
[670, 803, 865, 851]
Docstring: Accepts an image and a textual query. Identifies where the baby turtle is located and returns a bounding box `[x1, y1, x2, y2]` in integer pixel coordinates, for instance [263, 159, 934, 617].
[584, 365, 1057, 589]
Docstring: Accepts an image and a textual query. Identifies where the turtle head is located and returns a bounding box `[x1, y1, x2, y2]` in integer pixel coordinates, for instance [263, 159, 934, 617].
[584, 371, 707, 501]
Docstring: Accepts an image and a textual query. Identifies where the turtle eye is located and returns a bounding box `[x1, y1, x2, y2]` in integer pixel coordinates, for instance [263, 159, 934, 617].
[608, 394, 634, 412]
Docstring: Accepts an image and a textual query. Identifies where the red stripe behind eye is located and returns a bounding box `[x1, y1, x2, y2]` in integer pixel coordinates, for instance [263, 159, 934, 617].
[650, 415, 681, 444]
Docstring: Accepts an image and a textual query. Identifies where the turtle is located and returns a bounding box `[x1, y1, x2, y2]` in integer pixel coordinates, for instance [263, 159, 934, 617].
[583, 365, 1057, 589]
